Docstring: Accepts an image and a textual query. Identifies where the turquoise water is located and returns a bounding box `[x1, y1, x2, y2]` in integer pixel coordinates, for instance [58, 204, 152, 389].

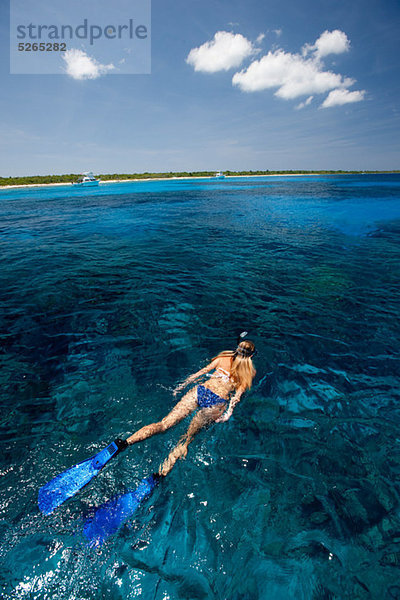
[1, 174, 400, 599]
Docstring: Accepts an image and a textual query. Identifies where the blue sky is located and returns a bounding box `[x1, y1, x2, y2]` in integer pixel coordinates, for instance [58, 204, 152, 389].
[1, 0, 399, 175]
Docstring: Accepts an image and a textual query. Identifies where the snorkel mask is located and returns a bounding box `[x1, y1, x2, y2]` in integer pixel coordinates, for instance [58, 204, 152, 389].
[235, 331, 257, 358]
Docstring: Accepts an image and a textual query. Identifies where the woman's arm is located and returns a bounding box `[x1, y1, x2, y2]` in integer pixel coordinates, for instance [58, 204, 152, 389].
[215, 387, 245, 422]
[173, 359, 219, 396]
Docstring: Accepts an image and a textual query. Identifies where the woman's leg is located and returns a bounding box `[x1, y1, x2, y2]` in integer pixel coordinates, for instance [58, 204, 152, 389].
[158, 403, 226, 476]
[126, 388, 198, 445]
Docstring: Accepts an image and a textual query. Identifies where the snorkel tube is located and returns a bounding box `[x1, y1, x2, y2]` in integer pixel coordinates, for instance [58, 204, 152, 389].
[237, 331, 248, 345]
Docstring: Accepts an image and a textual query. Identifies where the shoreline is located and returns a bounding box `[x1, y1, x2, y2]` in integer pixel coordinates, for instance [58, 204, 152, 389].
[0, 174, 320, 190]
[0, 172, 391, 191]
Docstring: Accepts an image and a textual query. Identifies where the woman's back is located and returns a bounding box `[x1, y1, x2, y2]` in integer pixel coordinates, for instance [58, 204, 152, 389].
[205, 356, 235, 399]
[208, 341, 256, 396]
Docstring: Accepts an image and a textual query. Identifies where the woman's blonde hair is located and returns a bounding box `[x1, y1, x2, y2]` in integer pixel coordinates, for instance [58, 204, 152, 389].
[212, 340, 256, 391]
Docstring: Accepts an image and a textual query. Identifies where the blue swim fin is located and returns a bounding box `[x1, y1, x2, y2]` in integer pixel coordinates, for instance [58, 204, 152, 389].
[38, 439, 128, 515]
[83, 473, 161, 546]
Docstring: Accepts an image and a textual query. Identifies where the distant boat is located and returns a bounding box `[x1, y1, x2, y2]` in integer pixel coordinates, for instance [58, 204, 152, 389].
[215, 171, 225, 179]
[73, 172, 100, 186]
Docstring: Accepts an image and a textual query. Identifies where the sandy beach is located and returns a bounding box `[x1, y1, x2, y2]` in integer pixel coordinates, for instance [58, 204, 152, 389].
[0, 173, 326, 190]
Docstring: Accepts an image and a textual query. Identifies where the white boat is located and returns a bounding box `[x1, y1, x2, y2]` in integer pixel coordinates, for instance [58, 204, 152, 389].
[73, 172, 100, 186]
[215, 171, 225, 179]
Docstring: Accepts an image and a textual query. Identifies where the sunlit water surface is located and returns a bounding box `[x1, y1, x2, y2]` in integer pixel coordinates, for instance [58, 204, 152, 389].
[1, 175, 400, 599]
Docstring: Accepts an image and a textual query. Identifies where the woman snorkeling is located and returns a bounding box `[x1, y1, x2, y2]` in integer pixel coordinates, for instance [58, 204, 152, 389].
[126, 337, 256, 477]
[38, 336, 256, 530]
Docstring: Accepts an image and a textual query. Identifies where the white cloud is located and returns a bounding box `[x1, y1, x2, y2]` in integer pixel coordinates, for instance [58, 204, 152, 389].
[321, 88, 366, 108]
[232, 49, 354, 99]
[256, 33, 266, 44]
[273, 29, 282, 37]
[62, 49, 115, 80]
[296, 95, 314, 110]
[189, 29, 365, 110]
[186, 31, 255, 73]
[307, 29, 350, 59]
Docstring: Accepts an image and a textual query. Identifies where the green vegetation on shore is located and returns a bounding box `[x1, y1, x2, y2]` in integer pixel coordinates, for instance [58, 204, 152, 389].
[1, 170, 399, 187]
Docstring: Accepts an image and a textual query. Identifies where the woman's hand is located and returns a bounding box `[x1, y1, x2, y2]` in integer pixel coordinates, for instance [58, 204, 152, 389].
[216, 410, 232, 423]
[217, 388, 244, 422]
